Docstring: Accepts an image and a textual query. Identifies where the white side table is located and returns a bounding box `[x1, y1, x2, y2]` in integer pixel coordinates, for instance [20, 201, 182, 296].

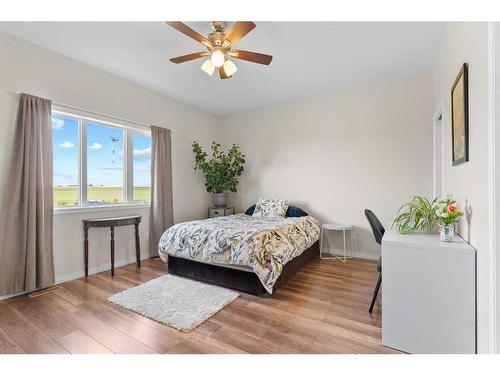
[320, 223, 354, 262]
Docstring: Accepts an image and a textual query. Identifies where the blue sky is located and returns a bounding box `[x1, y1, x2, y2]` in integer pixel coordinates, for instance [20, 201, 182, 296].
[52, 115, 151, 187]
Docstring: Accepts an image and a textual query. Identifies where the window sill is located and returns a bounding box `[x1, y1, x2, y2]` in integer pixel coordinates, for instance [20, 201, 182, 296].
[54, 203, 151, 215]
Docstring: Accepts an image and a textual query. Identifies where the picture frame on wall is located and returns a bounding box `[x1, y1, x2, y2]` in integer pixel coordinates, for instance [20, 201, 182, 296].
[451, 63, 469, 166]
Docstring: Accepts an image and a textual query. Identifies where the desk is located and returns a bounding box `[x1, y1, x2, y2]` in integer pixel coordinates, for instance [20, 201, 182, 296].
[382, 229, 476, 353]
[82, 215, 142, 277]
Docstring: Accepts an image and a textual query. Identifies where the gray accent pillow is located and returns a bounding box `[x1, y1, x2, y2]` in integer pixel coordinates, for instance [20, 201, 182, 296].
[252, 198, 290, 218]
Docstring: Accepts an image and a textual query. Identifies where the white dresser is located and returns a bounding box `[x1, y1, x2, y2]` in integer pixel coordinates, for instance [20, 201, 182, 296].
[381, 229, 476, 354]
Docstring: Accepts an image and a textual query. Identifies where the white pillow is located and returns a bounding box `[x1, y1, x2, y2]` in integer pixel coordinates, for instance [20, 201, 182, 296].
[252, 198, 289, 218]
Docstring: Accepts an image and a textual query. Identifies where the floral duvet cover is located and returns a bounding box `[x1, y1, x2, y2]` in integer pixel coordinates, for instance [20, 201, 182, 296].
[158, 214, 320, 293]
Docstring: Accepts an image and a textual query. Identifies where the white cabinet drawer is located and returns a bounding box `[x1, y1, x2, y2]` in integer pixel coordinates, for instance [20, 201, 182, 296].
[210, 209, 224, 217]
[208, 207, 234, 218]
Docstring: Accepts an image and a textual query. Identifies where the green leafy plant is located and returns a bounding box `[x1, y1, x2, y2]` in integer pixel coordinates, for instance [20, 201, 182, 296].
[393, 196, 440, 234]
[435, 197, 464, 226]
[192, 141, 245, 194]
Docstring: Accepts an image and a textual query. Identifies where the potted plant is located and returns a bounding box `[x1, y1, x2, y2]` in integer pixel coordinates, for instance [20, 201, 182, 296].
[393, 196, 439, 234]
[435, 197, 464, 242]
[192, 141, 245, 207]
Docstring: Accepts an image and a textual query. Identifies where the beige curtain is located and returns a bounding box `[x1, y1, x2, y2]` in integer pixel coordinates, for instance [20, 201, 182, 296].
[150, 126, 174, 257]
[0, 94, 54, 295]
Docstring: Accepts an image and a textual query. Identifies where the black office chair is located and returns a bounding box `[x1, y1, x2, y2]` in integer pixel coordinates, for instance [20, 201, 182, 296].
[364, 209, 385, 313]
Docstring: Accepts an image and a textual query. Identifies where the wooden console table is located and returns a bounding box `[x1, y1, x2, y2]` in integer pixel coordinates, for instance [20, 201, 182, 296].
[82, 215, 142, 277]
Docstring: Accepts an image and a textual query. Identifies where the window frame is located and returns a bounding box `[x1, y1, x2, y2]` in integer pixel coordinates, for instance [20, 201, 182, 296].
[52, 106, 151, 214]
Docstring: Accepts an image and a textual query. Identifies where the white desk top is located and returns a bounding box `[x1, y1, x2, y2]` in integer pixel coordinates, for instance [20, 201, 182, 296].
[382, 229, 475, 254]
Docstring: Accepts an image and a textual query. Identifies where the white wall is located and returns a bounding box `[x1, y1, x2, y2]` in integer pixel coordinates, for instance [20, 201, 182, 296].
[0, 32, 223, 288]
[495, 22, 500, 355]
[221, 72, 434, 260]
[433, 22, 491, 353]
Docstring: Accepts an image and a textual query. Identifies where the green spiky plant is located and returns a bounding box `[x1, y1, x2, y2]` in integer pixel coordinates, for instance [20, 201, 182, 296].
[393, 196, 440, 234]
[192, 141, 245, 194]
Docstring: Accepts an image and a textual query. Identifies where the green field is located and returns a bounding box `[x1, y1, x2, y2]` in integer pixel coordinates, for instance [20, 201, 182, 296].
[54, 186, 151, 206]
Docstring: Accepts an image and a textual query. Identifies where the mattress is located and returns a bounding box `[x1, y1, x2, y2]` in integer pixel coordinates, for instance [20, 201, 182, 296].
[158, 213, 320, 293]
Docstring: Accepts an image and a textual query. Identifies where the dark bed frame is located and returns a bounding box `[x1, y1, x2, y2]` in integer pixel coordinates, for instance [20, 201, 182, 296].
[168, 240, 319, 297]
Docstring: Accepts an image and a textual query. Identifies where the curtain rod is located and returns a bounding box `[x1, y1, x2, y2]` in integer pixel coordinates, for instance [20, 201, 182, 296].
[13, 91, 171, 132]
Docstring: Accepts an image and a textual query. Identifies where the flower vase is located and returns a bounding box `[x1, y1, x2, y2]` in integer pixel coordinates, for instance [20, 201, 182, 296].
[439, 224, 454, 242]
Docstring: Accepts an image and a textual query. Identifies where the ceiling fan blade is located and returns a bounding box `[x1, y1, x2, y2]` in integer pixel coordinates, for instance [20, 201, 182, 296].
[169, 51, 209, 64]
[219, 67, 232, 79]
[229, 50, 273, 65]
[223, 21, 256, 45]
[166, 21, 212, 48]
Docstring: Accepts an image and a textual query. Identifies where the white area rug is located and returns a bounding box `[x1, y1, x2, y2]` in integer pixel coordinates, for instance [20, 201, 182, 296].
[107, 274, 239, 332]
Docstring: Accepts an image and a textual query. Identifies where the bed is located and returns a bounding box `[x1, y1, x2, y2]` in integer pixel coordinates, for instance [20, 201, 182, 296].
[158, 204, 320, 296]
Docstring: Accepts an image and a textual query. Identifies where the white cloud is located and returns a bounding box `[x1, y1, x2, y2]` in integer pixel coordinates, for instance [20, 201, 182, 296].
[52, 117, 64, 130]
[134, 165, 151, 173]
[89, 142, 102, 150]
[96, 165, 123, 171]
[59, 141, 75, 149]
[133, 147, 151, 161]
[54, 172, 76, 177]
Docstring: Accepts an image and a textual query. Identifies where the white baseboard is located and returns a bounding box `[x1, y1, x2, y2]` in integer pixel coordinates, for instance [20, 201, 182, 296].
[55, 253, 153, 284]
[0, 290, 26, 301]
[321, 248, 380, 261]
[0, 254, 154, 301]
[1, 248, 379, 302]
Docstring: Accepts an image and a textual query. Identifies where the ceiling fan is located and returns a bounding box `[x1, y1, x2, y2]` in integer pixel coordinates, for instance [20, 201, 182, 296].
[166, 21, 273, 79]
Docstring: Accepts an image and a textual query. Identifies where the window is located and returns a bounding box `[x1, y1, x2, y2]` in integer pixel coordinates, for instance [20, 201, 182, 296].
[87, 123, 125, 205]
[52, 108, 151, 209]
[52, 115, 79, 206]
[132, 134, 152, 201]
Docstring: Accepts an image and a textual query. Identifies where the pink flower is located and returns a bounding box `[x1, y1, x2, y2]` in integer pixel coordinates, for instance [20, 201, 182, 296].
[448, 204, 457, 213]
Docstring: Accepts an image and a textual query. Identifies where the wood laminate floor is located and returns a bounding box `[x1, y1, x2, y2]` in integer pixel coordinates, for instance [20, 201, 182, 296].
[0, 257, 400, 354]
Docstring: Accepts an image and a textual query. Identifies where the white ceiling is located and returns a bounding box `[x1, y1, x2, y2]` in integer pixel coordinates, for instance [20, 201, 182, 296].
[0, 22, 445, 115]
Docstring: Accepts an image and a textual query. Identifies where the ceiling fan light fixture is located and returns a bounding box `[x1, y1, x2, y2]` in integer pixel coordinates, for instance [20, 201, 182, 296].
[223, 60, 238, 77]
[201, 59, 215, 75]
[167, 21, 273, 78]
[210, 48, 225, 68]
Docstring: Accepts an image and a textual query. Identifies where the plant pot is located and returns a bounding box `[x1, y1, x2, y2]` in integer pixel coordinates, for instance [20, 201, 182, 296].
[212, 193, 227, 207]
[439, 224, 454, 242]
